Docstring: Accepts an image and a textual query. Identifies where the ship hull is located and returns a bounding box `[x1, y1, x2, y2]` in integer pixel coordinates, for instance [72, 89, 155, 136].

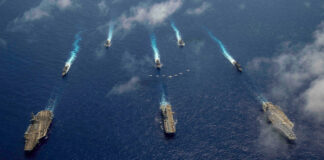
[155, 59, 162, 69]
[62, 64, 70, 77]
[233, 61, 242, 72]
[104, 40, 111, 48]
[178, 40, 185, 47]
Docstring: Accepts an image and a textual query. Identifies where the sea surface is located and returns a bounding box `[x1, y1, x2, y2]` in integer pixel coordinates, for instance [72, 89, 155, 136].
[0, 0, 324, 159]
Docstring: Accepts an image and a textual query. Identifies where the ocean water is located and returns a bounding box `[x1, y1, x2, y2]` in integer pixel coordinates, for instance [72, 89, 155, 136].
[0, 0, 324, 159]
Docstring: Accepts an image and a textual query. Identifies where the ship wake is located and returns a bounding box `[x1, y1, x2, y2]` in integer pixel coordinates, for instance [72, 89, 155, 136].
[208, 31, 236, 64]
[171, 21, 182, 42]
[241, 74, 268, 104]
[44, 87, 64, 112]
[160, 88, 169, 106]
[151, 33, 161, 62]
[45, 96, 57, 112]
[66, 32, 82, 66]
[107, 22, 114, 41]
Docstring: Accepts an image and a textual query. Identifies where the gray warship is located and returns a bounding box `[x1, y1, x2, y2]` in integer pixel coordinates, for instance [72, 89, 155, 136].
[155, 59, 162, 69]
[62, 63, 71, 77]
[233, 61, 242, 72]
[104, 40, 111, 48]
[178, 39, 185, 47]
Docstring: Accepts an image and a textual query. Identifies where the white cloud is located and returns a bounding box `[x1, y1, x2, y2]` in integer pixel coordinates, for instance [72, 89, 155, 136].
[248, 22, 324, 120]
[304, 2, 311, 8]
[8, 0, 75, 31]
[238, 3, 246, 10]
[0, 0, 6, 6]
[0, 38, 7, 48]
[14, 0, 73, 23]
[256, 116, 290, 158]
[112, 0, 122, 4]
[186, 2, 210, 15]
[118, 0, 183, 30]
[108, 77, 140, 95]
[303, 77, 324, 116]
[121, 51, 152, 73]
[95, 44, 106, 59]
[21, 7, 50, 22]
[56, 0, 72, 9]
[192, 40, 205, 55]
[98, 0, 109, 15]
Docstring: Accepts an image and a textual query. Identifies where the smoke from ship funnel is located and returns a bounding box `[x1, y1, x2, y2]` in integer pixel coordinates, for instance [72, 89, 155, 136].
[151, 33, 160, 61]
[66, 32, 82, 65]
[171, 21, 181, 41]
[207, 31, 236, 64]
[107, 22, 114, 41]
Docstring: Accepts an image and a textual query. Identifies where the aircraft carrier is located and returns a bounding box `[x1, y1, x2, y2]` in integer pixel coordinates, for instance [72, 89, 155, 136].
[178, 39, 185, 47]
[104, 40, 111, 48]
[262, 102, 296, 141]
[160, 104, 176, 135]
[62, 63, 71, 77]
[24, 110, 53, 151]
[233, 61, 242, 72]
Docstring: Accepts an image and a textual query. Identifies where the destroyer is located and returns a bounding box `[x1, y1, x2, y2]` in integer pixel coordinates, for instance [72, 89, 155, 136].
[104, 40, 111, 48]
[262, 102, 296, 141]
[178, 39, 185, 47]
[62, 63, 70, 77]
[160, 104, 176, 135]
[24, 110, 53, 151]
[155, 59, 162, 69]
[233, 61, 242, 72]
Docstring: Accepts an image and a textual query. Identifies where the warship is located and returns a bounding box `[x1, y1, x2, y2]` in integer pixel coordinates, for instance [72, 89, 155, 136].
[104, 40, 111, 48]
[178, 39, 185, 47]
[160, 104, 176, 135]
[233, 61, 242, 72]
[155, 59, 162, 69]
[24, 110, 53, 151]
[62, 63, 71, 77]
[262, 102, 296, 141]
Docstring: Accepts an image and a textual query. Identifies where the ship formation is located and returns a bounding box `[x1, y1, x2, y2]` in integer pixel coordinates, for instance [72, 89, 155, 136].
[24, 110, 53, 151]
[19, 21, 302, 153]
[262, 102, 296, 141]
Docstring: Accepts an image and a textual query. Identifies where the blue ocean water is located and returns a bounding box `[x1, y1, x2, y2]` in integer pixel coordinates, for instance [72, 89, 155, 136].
[0, 0, 324, 159]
